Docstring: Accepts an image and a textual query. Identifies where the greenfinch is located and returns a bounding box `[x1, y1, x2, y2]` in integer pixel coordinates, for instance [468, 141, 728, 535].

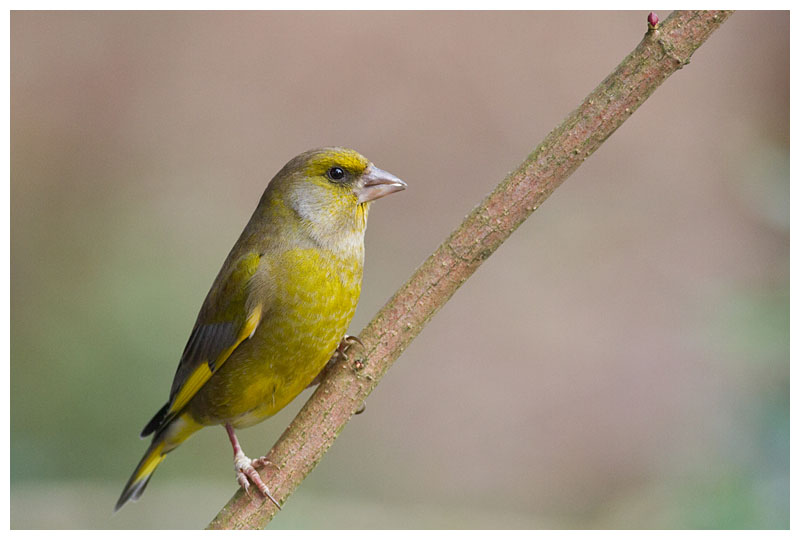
[116, 147, 406, 511]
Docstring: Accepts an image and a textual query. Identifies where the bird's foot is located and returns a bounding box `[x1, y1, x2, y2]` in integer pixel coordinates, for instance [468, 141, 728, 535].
[336, 334, 364, 361]
[306, 335, 366, 389]
[251, 455, 277, 469]
[233, 452, 281, 509]
[337, 335, 368, 414]
[226, 423, 281, 509]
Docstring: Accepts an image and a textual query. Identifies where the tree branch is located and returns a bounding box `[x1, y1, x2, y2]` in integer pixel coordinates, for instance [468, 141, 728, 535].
[207, 10, 733, 529]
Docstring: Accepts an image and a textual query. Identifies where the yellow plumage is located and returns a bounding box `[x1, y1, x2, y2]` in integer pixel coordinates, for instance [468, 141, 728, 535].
[116, 147, 405, 511]
[189, 247, 362, 426]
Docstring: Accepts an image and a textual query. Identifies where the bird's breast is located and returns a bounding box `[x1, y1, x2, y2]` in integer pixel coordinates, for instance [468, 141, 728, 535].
[190, 246, 363, 427]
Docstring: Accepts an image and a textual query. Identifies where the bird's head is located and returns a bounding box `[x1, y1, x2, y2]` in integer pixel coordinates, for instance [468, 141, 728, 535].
[265, 147, 406, 254]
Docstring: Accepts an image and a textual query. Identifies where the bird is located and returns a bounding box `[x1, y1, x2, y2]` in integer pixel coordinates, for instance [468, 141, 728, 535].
[115, 147, 406, 511]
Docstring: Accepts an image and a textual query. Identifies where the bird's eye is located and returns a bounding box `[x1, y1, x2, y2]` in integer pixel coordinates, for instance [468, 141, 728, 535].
[327, 167, 345, 181]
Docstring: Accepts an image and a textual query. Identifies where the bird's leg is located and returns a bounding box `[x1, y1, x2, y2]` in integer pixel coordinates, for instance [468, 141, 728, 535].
[225, 423, 281, 509]
[306, 334, 365, 389]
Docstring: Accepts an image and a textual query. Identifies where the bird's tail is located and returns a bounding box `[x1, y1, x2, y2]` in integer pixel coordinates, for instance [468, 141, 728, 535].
[115, 438, 167, 511]
[115, 412, 202, 511]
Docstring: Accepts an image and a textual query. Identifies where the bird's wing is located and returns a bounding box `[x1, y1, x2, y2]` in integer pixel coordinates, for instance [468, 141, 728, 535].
[141, 251, 266, 436]
[167, 304, 263, 415]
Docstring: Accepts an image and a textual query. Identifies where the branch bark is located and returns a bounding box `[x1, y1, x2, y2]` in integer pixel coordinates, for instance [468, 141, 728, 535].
[207, 10, 733, 529]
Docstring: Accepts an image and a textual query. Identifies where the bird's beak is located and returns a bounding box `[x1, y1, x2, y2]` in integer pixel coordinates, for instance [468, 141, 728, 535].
[357, 166, 407, 204]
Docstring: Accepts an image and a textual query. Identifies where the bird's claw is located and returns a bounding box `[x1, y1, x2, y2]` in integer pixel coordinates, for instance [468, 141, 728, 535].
[234, 452, 281, 509]
[251, 456, 276, 469]
[343, 334, 364, 348]
[336, 334, 363, 361]
[307, 335, 366, 390]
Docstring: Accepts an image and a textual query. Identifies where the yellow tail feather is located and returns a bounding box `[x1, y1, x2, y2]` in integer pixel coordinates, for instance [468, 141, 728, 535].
[115, 413, 202, 511]
[115, 440, 166, 511]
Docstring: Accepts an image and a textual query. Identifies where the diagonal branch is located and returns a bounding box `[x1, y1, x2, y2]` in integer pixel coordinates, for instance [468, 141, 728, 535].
[207, 10, 734, 529]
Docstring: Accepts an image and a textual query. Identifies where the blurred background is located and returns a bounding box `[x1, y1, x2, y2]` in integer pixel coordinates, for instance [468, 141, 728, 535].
[10, 11, 788, 529]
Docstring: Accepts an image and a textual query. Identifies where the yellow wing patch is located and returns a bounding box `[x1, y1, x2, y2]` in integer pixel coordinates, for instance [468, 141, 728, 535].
[167, 304, 263, 415]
